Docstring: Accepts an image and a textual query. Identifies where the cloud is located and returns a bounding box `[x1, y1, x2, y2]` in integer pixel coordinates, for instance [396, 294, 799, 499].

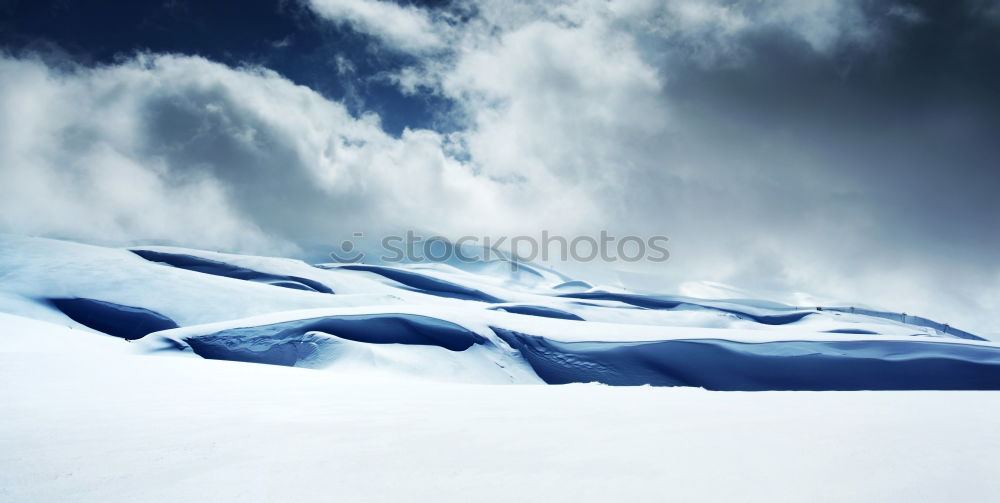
[306, 0, 446, 53]
[442, 17, 667, 193]
[0, 55, 276, 252]
[0, 53, 589, 255]
[886, 4, 926, 24]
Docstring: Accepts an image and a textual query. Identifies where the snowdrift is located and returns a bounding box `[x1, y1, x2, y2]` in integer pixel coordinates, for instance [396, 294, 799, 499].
[493, 328, 1000, 390]
[132, 248, 335, 293]
[2, 235, 997, 390]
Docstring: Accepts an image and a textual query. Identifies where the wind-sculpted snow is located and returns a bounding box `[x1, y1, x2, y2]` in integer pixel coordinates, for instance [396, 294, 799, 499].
[552, 280, 593, 291]
[492, 328, 1000, 390]
[824, 328, 880, 335]
[131, 249, 334, 293]
[178, 314, 488, 367]
[824, 307, 986, 341]
[557, 291, 816, 325]
[49, 298, 179, 340]
[2, 236, 997, 389]
[557, 291, 686, 309]
[334, 264, 503, 302]
[491, 305, 585, 321]
[710, 307, 816, 325]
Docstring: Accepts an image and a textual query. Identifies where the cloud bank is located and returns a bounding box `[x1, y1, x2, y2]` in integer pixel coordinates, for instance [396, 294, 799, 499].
[0, 53, 573, 253]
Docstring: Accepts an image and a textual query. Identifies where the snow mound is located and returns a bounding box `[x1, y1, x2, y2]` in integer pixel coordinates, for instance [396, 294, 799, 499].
[177, 313, 487, 365]
[132, 248, 335, 293]
[49, 297, 179, 340]
[493, 328, 1000, 390]
[329, 264, 503, 302]
[491, 304, 585, 321]
[1, 235, 997, 389]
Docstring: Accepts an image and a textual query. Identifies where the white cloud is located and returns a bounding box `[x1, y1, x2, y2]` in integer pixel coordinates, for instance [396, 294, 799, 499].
[0, 56, 276, 252]
[443, 18, 667, 191]
[306, 0, 446, 53]
[0, 53, 585, 253]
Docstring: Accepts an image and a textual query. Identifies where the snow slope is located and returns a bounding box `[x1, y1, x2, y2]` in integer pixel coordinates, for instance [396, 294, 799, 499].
[1, 350, 999, 503]
[1, 234, 998, 389]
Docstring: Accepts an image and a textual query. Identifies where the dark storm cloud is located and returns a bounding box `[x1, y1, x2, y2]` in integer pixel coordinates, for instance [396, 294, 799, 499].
[665, 1, 1000, 183]
[646, 0, 1000, 262]
[586, 0, 1000, 333]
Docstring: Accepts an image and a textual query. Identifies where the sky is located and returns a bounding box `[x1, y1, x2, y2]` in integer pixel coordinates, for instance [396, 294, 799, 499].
[0, 0, 998, 334]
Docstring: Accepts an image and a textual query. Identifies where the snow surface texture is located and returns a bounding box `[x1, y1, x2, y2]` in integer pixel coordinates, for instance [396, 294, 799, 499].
[2, 352, 999, 503]
[3, 235, 1000, 501]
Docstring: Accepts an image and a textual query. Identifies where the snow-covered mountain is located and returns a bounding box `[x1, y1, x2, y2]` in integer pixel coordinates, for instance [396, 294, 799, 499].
[1, 234, 997, 390]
